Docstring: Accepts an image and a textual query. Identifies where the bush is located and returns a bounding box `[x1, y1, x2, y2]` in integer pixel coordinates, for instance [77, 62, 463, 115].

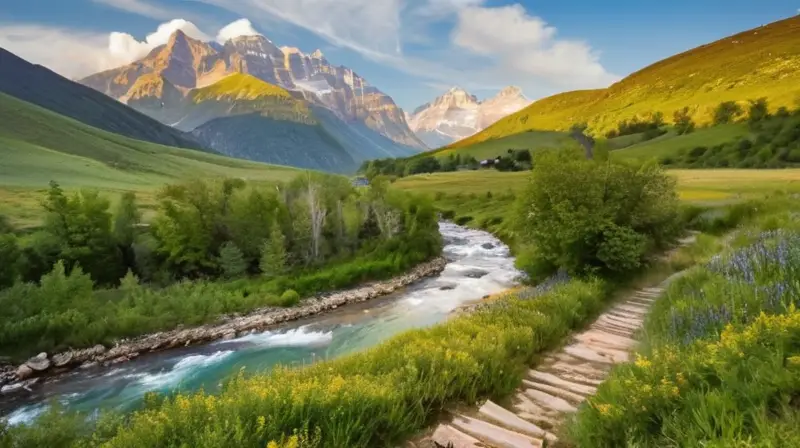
[515, 149, 681, 280]
[277, 289, 300, 307]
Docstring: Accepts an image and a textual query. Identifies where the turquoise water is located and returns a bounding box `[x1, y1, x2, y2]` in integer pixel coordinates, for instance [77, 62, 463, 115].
[1, 222, 520, 425]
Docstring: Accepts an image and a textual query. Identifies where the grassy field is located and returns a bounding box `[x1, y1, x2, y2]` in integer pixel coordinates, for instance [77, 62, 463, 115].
[0, 92, 300, 227]
[422, 130, 573, 160]
[450, 16, 800, 148]
[394, 168, 800, 203]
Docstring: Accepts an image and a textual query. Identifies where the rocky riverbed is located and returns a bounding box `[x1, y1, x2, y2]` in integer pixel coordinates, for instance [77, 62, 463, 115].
[0, 257, 447, 394]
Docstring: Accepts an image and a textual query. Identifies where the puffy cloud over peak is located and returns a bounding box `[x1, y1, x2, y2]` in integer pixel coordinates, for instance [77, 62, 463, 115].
[216, 19, 262, 43]
[109, 19, 210, 62]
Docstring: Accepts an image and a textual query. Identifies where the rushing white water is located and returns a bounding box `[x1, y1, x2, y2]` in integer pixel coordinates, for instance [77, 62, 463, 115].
[1, 222, 520, 425]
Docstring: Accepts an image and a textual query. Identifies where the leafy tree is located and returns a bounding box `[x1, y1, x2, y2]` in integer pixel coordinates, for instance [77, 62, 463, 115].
[673, 107, 696, 135]
[0, 234, 20, 288]
[218, 241, 247, 278]
[515, 149, 680, 280]
[713, 101, 744, 125]
[114, 192, 141, 272]
[747, 97, 770, 126]
[0, 214, 12, 234]
[42, 182, 123, 285]
[260, 225, 287, 278]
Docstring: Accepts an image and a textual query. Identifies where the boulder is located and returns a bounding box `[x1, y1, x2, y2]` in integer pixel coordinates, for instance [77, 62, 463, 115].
[221, 330, 236, 341]
[16, 364, 34, 380]
[52, 352, 73, 367]
[481, 242, 495, 250]
[26, 353, 51, 372]
[79, 361, 98, 370]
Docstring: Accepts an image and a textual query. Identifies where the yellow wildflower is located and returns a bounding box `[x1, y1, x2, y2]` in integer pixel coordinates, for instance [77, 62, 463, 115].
[635, 354, 652, 369]
[596, 403, 612, 416]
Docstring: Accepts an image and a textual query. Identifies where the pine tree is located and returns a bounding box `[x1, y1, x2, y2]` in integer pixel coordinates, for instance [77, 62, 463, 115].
[259, 225, 287, 278]
[219, 241, 247, 278]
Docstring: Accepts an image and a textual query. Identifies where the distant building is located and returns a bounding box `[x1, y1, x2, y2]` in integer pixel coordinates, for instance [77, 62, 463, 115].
[351, 176, 369, 187]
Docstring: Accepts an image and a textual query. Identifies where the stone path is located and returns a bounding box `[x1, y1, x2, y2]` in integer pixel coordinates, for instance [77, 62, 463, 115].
[414, 284, 667, 448]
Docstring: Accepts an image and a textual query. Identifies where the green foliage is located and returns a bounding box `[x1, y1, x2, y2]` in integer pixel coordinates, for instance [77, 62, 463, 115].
[712, 100, 744, 125]
[673, 107, 696, 135]
[605, 112, 664, 139]
[278, 289, 300, 307]
[218, 242, 247, 279]
[113, 192, 140, 248]
[260, 225, 287, 278]
[747, 97, 770, 126]
[515, 149, 681, 279]
[0, 233, 20, 288]
[0, 178, 442, 360]
[663, 113, 800, 168]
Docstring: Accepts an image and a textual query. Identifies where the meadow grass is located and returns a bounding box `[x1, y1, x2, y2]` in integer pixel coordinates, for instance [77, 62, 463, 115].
[393, 168, 800, 204]
[610, 124, 751, 163]
[423, 130, 573, 159]
[565, 199, 800, 447]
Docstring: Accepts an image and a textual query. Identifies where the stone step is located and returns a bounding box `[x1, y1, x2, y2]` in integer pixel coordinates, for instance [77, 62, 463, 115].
[527, 370, 598, 396]
[430, 424, 482, 448]
[450, 414, 542, 448]
[542, 366, 605, 387]
[597, 315, 640, 331]
[478, 400, 551, 438]
[615, 304, 650, 315]
[512, 393, 560, 428]
[523, 379, 586, 404]
[575, 330, 637, 351]
[590, 323, 634, 339]
[607, 308, 646, 320]
[563, 344, 629, 365]
[524, 388, 578, 414]
[551, 353, 612, 374]
[601, 314, 643, 329]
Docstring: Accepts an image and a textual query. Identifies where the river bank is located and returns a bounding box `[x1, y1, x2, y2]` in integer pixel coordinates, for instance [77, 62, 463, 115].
[0, 256, 448, 395]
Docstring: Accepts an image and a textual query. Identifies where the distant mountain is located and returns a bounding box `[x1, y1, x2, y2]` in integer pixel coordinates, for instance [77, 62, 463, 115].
[0, 47, 204, 151]
[79, 30, 425, 168]
[407, 86, 530, 148]
[452, 15, 800, 149]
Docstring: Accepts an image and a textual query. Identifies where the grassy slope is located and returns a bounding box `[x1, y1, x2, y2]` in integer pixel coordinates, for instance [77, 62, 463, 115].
[451, 16, 800, 148]
[422, 130, 574, 160]
[0, 92, 299, 226]
[610, 124, 751, 162]
[0, 48, 203, 151]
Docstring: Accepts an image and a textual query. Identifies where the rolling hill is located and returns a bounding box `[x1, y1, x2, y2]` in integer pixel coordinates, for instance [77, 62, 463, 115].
[0, 91, 298, 192]
[450, 15, 800, 149]
[0, 47, 204, 151]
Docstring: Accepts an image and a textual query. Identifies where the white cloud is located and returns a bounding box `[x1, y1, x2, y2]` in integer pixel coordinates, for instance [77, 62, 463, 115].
[109, 19, 210, 62]
[0, 23, 129, 79]
[452, 5, 617, 89]
[216, 18, 262, 43]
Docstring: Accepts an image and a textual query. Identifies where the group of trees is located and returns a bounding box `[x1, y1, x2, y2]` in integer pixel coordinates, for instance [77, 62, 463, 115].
[664, 100, 800, 168]
[0, 176, 442, 358]
[605, 112, 666, 139]
[359, 153, 481, 179]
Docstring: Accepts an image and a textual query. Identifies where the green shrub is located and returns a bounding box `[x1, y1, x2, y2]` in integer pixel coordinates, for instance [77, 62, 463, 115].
[515, 149, 681, 280]
[277, 289, 300, 307]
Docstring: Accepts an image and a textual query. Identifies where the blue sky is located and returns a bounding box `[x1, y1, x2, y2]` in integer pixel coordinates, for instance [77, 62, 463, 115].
[0, 0, 797, 110]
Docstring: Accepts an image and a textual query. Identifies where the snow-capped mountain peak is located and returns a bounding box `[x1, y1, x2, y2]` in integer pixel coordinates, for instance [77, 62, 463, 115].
[407, 86, 532, 149]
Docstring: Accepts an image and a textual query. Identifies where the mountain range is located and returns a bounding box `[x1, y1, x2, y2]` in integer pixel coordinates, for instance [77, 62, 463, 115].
[78, 30, 424, 172]
[406, 86, 530, 148]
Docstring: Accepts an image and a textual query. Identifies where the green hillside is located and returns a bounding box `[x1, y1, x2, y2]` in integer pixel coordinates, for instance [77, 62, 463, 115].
[0, 92, 298, 189]
[423, 130, 574, 161]
[0, 48, 204, 151]
[452, 15, 800, 148]
[611, 124, 751, 163]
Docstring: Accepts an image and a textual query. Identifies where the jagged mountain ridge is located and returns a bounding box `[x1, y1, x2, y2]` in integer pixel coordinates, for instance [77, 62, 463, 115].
[80, 30, 425, 152]
[407, 86, 531, 149]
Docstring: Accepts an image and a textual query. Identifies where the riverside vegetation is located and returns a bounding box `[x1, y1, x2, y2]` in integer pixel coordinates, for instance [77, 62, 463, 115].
[0, 174, 441, 361]
[1, 147, 694, 447]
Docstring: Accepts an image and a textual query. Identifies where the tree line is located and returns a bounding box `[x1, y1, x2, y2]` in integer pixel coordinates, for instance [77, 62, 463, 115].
[0, 175, 442, 359]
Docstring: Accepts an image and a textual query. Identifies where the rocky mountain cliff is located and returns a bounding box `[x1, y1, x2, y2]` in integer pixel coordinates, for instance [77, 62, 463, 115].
[407, 86, 530, 149]
[80, 30, 425, 153]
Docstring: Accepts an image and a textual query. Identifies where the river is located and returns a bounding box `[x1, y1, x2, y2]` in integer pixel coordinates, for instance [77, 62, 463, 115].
[1, 222, 521, 425]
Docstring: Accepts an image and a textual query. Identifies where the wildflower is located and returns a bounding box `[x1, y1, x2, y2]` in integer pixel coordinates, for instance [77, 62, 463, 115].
[596, 403, 613, 416]
[635, 354, 652, 369]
